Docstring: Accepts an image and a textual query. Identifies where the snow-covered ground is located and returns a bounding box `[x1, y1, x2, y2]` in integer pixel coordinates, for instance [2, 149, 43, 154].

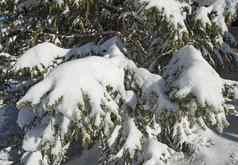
[172, 116, 238, 165]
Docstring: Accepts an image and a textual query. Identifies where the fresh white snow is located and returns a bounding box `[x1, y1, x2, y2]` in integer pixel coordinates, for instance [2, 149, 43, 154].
[165, 45, 225, 111]
[141, 0, 189, 31]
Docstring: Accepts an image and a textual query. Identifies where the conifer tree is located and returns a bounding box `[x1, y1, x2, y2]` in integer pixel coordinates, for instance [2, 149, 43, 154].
[1, 0, 238, 165]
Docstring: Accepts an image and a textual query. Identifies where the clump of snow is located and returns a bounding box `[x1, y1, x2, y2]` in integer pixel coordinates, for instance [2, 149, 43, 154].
[13, 37, 126, 72]
[0, 160, 13, 165]
[195, 0, 238, 33]
[14, 42, 69, 70]
[164, 45, 230, 133]
[0, 147, 14, 165]
[21, 151, 42, 165]
[211, 0, 229, 32]
[13, 42, 101, 71]
[143, 138, 174, 165]
[133, 68, 176, 112]
[165, 45, 224, 111]
[195, 6, 213, 26]
[141, 0, 189, 31]
[17, 55, 126, 126]
[114, 118, 143, 159]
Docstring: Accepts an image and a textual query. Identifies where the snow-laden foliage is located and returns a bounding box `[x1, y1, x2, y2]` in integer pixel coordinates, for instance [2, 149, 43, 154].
[1, 0, 238, 71]
[13, 38, 238, 165]
[165, 45, 224, 110]
[162, 45, 229, 149]
[1, 0, 238, 165]
[14, 40, 171, 165]
[140, 0, 189, 31]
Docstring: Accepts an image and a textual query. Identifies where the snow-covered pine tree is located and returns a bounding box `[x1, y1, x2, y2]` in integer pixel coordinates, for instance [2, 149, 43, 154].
[1, 0, 238, 165]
